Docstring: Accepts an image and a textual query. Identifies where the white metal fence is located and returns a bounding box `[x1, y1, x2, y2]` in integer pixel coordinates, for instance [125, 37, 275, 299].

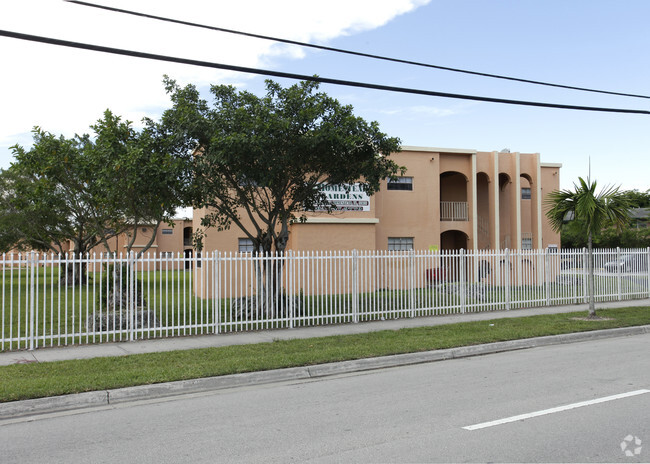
[2, 247, 649, 351]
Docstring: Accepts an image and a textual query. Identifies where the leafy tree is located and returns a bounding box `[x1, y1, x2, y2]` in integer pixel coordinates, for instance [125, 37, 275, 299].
[161, 78, 403, 254]
[560, 188, 650, 248]
[160, 78, 402, 315]
[2, 111, 189, 283]
[6, 128, 116, 258]
[594, 226, 650, 248]
[546, 177, 631, 318]
[0, 167, 70, 254]
[88, 111, 190, 257]
[620, 189, 650, 208]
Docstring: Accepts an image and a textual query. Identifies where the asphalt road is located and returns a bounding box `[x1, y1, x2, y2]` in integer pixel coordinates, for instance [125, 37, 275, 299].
[2, 333, 649, 463]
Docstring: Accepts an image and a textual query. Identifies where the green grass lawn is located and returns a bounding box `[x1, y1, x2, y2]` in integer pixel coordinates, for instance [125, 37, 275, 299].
[1, 305, 648, 403]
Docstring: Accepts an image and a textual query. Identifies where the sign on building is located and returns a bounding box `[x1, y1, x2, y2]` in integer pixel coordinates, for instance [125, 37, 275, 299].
[313, 183, 370, 212]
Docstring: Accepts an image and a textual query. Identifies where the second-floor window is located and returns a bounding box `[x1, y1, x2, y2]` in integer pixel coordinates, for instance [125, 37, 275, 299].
[387, 177, 413, 191]
[521, 187, 531, 199]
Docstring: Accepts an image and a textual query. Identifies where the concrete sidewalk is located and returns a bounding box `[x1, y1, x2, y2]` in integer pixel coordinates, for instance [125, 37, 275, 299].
[2, 299, 649, 366]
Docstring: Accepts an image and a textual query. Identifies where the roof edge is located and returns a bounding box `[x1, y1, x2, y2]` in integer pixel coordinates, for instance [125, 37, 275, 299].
[400, 145, 477, 154]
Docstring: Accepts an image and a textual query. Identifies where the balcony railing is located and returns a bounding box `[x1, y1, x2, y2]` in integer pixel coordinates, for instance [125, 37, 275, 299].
[440, 201, 468, 221]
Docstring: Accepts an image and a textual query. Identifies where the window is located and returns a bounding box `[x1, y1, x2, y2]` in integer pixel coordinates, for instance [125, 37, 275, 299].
[162, 229, 173, 235]
[387, 177, 413, 191]
[388, 237, 413, 250]
[238, 238, 255, 253]
[238, 175, 260, 187]
[521, 238, 533, 249]
[521, 187, 531, 199]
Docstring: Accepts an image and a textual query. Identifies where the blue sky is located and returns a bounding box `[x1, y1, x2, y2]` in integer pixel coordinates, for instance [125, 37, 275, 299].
[1, 0, 649, 191]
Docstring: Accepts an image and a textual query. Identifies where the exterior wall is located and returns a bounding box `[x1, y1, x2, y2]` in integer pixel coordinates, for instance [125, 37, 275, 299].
[290, 221, 376, 251]
[89, 218, 193, 258]
[540, 164, 562, 249]
[194, 146, 562, 253]
[374, 149, 440, 251]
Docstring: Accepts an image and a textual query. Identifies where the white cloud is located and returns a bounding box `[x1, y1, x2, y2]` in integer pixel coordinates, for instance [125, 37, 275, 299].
[0, 0, 430, 152]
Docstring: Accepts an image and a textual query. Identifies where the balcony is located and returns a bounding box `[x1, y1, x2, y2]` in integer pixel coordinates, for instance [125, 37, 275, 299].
[440, 201, 468, 221]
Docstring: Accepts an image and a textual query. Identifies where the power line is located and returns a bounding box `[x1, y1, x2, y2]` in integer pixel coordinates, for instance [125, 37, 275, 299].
[65, 0, 650, 101]
[1, 29, 649, 115]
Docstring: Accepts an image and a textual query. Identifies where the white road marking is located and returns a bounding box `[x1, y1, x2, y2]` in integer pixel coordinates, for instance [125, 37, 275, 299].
[463, 389, 650, 431]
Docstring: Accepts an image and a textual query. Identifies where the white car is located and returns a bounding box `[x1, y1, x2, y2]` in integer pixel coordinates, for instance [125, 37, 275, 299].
[603, 254, 648, 273]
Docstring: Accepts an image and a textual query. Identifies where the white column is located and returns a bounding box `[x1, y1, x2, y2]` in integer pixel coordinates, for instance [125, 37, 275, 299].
[515, 152, 521, 249]
[536, 153, 543, 249]
[471, 153, 478, 250]
[493, 151, 500, 250]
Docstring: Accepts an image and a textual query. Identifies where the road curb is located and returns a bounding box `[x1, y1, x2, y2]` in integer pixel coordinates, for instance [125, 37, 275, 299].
[2, 324, 649, 420]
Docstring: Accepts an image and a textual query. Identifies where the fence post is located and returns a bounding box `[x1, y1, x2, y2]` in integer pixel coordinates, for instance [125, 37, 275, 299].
[504, 249, 511, 311]
[647, 247, 650, 299]
[213, 251, 220, 334]
[28, 251, 36, 350]
[409, 250, 415, 318]
[288, 250, 294, 329]
[582, 247, 588, 303]
[460, 249, 466, 314]
[544, 248, 550, 306]
[616, 246, 622, 301]
[128, 252, 135, 342]
[352, 250, 359, 323]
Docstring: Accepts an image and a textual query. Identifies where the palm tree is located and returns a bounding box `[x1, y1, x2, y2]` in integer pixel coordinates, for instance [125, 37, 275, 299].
[545, 177, 630, 318]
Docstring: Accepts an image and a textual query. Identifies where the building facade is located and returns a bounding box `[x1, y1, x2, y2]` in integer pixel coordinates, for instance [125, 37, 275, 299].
[195, 146, 562, 253]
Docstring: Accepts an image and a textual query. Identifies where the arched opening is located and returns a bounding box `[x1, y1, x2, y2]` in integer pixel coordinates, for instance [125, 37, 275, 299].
[440, 171, 468, 221]
[183, 226, 193, 248]
[498, 173, 512, 248]
[184, 248, 193, 270]
[520, 174, 533, 249]
[441, 230, 468, 251]
[476, 172, 490, 249]
[440, 230, 469, 282]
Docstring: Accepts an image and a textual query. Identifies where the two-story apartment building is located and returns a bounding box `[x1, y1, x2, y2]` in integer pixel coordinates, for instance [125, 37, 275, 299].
[194, 146, 561, 253]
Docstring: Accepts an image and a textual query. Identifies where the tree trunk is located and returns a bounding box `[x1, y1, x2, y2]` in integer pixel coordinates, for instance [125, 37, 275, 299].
[61, 254, 88, 287]
[587, 232, 596, 317]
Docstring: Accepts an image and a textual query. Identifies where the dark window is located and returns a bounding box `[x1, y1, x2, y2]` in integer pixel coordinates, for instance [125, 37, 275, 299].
[521, 187, 531, 199]
[162, 229, 173, 235]
[238, 238, 255, 253]
[387, 177, 413, 191]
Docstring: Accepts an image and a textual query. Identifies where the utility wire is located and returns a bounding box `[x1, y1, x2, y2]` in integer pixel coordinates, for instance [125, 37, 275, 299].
[1, 29, 649, 115]
[65, 0, 650, 100]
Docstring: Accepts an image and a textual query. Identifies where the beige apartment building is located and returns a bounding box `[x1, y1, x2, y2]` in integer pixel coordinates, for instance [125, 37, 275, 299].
[87, 217, 194, 267]
[195, 146, 561, 253]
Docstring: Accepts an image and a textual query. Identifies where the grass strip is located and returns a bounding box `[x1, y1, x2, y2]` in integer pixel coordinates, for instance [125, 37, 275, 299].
[1, 306, 649, 403]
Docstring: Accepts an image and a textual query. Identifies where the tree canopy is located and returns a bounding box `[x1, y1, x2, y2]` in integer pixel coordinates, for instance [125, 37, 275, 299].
[161, 78, 403, 254]
[556, 187, 649, 248]
[1, 110, 189, 258]
[620, 189, 650, 208]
